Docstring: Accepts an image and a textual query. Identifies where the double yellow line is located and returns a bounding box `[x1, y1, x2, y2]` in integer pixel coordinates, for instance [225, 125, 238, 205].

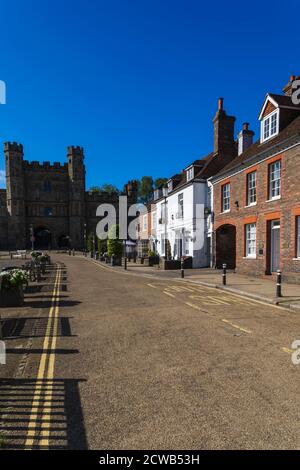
[25, 264, 61, 448]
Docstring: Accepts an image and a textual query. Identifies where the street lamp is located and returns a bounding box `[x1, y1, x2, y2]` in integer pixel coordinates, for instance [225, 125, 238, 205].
[30, 224, 35, 251]
[162, 187, 168, 259]
[83, 223, 87, 252]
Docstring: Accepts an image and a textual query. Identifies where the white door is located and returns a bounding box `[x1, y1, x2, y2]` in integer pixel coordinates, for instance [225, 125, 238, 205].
[270, 220, 280, 272]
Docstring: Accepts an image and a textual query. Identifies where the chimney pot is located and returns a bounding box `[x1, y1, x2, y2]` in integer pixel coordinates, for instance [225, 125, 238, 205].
[238, 123, 254, 156]
[290, 75, 296, 82]
[218, 97, 224, 111]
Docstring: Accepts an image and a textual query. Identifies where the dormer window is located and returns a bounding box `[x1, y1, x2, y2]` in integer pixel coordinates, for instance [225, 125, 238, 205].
[167, 180, 173, 192]
[186, 167, 194, 181]
[261, 110, 279, 142]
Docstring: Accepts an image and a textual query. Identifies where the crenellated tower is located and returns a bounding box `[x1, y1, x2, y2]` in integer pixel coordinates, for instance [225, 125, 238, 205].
[4, 142, 26, 248]
[67, 146, 86, 248]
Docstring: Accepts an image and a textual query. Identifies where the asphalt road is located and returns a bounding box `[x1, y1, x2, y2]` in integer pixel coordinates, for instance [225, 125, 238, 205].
[1, 254, 300, 449]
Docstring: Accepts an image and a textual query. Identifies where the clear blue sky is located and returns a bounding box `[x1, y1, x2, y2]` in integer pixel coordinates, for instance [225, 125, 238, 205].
[0, 0, 299, 190]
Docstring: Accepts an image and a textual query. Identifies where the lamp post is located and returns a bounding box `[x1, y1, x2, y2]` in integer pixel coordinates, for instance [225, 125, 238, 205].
[93, 232, 96, 258]
[162, 187, 168, 259]
[30, 224, 35, 251]
[83, 223, 87, 253]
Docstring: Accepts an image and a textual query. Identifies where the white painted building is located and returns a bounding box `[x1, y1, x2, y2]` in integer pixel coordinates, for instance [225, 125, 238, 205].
[153, 162, 212, 268]
[150, 98, 239, 268]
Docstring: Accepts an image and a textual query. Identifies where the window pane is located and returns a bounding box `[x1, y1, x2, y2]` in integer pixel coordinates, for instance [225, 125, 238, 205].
[247, 171, 257, 205]
[245, 223, 256, 257]
[269, 161, 281, 199]
[222, 183, 230, 211]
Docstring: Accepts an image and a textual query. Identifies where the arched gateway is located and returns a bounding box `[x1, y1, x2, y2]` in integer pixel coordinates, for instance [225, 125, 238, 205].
[215, 224, 236, 269]
[34, 226, 51, 250]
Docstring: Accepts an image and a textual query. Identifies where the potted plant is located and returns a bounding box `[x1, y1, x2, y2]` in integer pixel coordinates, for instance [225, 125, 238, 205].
[31, 251, 42, 260]
[36, 254, 49, 274]
[107, 225, 123, 266]
[0, 269, 29, 307]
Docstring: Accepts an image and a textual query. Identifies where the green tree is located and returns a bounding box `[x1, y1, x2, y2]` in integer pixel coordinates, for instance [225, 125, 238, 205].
[107, 224, 123, 258]
[138, 176, 153, 204]
[97, 237, 107, 254]
[89, 184, 119, 194]
[87, 232, 94, 252]
[154, 177, 168, 189]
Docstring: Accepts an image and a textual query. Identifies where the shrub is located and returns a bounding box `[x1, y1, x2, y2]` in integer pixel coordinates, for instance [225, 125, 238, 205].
[0, 269, 29, 291]
[107, 225, 123, 258]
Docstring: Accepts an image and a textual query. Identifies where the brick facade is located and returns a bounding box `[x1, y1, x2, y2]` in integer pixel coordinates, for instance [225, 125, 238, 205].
[212, 138, 300, 280]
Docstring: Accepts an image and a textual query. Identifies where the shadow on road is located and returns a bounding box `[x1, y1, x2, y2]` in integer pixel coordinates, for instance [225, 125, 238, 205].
[1, 316, 75, 339]
[0, 378, 88, 449]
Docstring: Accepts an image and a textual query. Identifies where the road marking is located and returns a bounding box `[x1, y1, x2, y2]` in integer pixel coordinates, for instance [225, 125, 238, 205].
[163, 291, 176, 298]
[185, 302, 203, 311]
[147, 283, 157, 289]
[221, 319, 252, 334]
[282, 347, 293, 354]
[25, 265, 61, 448]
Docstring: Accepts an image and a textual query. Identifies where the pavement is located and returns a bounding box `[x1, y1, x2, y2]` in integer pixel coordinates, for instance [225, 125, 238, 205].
[98, 260, 300, 310]
[1, 254, 300, 449]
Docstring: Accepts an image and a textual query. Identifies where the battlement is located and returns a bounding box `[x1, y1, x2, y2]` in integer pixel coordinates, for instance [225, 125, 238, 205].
[85, 190, 120, 202]
[23, 160, 68, 171]
[67, 145, 84, 157]
[4, 142, 23, 153]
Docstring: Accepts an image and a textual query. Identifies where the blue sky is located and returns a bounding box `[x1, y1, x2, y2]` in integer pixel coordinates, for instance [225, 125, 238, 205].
[0, 0, 299, 190]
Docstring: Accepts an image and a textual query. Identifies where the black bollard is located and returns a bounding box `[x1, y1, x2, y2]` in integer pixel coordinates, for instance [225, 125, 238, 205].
[181, 259, 184, 278]
[276, 270, 282, 297]
[222, 263, 227, 286]
[124, 257, 127, 270]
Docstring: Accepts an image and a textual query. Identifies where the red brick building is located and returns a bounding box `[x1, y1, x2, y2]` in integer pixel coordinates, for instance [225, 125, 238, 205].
[210, 76, 300, 283]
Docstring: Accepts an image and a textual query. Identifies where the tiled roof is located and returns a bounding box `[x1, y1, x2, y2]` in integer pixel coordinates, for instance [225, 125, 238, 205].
[268, 93, 300, 109]
[211, 113, 300, 181]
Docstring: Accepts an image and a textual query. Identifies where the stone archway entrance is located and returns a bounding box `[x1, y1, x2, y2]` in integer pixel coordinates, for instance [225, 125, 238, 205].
[34, 226, 51, 250]
[216, 224, 236, 269]
[58, 234, 71, 249]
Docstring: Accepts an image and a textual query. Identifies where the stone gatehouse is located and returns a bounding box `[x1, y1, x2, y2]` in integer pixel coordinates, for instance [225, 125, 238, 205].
[0, 142, 138, 250]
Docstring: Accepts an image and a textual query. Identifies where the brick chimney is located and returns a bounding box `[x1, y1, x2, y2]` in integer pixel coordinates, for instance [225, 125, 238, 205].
[238, 122, 254, 156]
[213, 97, 236, 155]
[282, 74, 300, 96]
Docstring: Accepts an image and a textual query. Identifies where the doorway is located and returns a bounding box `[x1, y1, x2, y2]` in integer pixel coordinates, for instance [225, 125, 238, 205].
[215, 224, 236, 269]
[270, 219, 280, 272]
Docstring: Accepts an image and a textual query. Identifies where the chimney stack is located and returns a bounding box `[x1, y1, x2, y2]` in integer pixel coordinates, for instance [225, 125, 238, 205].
[282, 74, 300, 96]
[238, 123, 254, 156]
[213, 98, 236, 155]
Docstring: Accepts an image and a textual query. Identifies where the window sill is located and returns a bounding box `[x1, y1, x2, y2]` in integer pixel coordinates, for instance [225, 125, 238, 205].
[220, 210, 230, 214]
[245, 203, 257, 208]
[266, 196, 281, 203]
[293, 258, 300, 261]
[243, 256, 257, 260]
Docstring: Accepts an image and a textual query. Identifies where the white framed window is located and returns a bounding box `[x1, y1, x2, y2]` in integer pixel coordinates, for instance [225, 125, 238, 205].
[167, 180, 173, 192]
[269, 160, 281, 199]
[186, 167, 194, 181]
[143, 214, 147, 231]
[221, 183, 230, 212]
[297, 217, 300, 258]
[247, 171, 257, 205]
[152, 211, 157, 230]
[245, 223, 256, 258]
[178, 193, 184, 219]
[261, 110, 279, 142]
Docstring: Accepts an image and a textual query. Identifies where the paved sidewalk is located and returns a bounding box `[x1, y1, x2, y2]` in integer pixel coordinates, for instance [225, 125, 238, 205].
[92, 258, 300, 310]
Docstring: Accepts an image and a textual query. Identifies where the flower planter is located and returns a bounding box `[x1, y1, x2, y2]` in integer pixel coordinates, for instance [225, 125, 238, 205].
[0, 286, 24, 307]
